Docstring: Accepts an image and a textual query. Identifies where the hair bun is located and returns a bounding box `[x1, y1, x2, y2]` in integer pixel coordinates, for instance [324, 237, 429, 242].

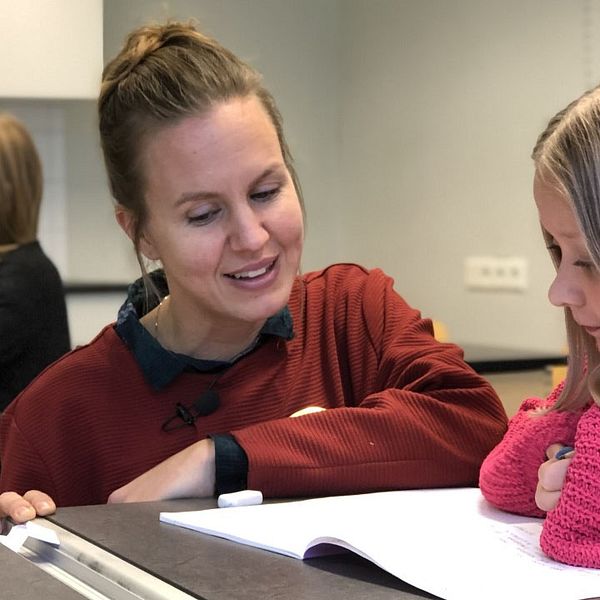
[103, 25, 164, 88]
[102, 22, 198, 95]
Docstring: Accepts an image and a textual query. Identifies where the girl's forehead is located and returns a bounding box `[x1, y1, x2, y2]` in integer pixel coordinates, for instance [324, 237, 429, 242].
[534, 178, 581, 237]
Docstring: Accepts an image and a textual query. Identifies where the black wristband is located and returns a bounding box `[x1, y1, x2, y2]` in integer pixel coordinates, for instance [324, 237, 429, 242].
[211, 433, 249, 496]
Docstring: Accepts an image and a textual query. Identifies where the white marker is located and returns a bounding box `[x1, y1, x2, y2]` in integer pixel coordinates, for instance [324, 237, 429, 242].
[217, 489, 263, 508]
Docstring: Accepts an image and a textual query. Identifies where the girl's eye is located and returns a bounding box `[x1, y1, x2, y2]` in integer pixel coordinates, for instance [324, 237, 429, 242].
[187, 208, 221, 225]
[547, 243, 562, 263]
[250, 187, 279, 202]
[547, 241, 597, 271]
[574, 259, 594, 270]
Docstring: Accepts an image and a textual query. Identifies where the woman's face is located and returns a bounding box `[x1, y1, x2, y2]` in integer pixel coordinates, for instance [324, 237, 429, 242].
[135, 96, 304, 329]
[535, 173, 600, 349]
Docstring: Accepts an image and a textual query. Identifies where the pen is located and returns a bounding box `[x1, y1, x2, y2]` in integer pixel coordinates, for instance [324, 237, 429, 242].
[554, 446, 574, 460]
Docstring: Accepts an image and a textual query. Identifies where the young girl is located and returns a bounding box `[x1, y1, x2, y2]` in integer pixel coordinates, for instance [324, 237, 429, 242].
[480, 86, 600, 569]
[0, 21, 506, 523]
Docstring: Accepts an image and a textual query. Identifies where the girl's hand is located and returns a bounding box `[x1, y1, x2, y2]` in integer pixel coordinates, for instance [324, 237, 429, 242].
[535, 443, 574, 512]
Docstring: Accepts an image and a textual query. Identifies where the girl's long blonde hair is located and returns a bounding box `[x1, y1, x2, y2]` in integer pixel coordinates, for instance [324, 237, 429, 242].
[532, 86, 600, 410]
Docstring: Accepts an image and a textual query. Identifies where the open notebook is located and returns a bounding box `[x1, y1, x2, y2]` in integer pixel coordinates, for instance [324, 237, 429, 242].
[160, 487, 600, 600]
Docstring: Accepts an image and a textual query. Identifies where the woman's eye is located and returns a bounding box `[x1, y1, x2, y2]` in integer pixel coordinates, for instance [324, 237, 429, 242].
[250, 187, 279, 202]
[187, 208, 221, 225]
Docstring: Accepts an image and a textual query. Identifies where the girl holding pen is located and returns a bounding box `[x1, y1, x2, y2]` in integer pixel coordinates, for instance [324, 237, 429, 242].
[480, 84, 600, 569]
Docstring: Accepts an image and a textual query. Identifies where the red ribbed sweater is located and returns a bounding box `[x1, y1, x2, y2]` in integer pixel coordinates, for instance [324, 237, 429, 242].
[0, 264, 507, 506]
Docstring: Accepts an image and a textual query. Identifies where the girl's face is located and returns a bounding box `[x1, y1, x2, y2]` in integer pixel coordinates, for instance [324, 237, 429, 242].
[535, 173, 600, 349]
[131, 96, 304, 330]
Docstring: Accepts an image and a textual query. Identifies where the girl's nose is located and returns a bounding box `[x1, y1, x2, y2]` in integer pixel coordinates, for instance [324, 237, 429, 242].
[548, 266, 585, 308]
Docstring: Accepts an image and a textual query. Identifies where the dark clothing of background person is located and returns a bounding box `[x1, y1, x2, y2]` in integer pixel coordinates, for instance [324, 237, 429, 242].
[0, 241, 70, 411]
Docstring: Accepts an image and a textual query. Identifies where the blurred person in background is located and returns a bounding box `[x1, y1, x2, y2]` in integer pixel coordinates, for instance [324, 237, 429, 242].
[0, 112, 70, 412]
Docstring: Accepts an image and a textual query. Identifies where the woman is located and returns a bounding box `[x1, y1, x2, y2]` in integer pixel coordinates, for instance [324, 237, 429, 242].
[0, 22, 506, 523]
[480, 85, 600, 568]
[0, 113, 70, 412]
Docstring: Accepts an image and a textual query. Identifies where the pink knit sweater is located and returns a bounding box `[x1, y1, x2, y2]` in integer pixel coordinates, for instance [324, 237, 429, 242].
[480, 385, 600, 568]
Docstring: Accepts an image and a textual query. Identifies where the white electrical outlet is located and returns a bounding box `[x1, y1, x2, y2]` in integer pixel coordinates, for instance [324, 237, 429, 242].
[464, 256, 528, 292]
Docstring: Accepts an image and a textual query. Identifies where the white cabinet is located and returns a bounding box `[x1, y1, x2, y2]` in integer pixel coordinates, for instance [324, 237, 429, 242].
[0, 0, 103, 99]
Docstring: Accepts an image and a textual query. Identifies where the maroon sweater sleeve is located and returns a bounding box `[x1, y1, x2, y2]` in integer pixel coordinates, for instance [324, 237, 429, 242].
[0, 409, 58, 500]
[479, 385, 581, 517]
[232, 265, 508, 497]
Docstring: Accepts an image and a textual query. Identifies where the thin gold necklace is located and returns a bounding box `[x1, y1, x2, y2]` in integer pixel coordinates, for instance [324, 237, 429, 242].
[154, 294, 170, 340]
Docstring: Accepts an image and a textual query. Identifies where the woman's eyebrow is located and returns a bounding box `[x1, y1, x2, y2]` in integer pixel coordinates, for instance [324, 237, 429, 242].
[174, 164, 287, 207]
[248, 164, 287, 188]
[175, 190, 219, 206]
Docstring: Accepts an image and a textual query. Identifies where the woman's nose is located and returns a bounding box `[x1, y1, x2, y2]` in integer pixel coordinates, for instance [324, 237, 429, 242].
[548, 266, 585, 308]
[229, 207, 269, 252]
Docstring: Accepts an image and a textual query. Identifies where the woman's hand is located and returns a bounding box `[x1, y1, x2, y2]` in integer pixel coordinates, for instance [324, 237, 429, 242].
[0, 490, 56, 523]
[535, 443, 574, 512]
[107, 438, 216, 503]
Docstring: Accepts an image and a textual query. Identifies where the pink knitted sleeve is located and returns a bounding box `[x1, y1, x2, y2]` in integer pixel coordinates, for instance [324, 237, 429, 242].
[479, 384, 581, 517]
[540, 402, 600, 568]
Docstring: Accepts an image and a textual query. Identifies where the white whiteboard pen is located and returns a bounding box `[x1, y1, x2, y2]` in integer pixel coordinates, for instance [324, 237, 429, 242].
[217, 490, 263, 508]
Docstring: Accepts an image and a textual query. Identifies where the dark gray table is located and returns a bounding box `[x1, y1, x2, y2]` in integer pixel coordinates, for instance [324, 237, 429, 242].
[47, 498, 439, 600]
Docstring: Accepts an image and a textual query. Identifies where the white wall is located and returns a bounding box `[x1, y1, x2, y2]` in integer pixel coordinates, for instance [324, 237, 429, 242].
[0, 0, 103, 99]
[66, 293, 126, 347]
[336, 0, 600, 352]
[64, 101, 139, 282]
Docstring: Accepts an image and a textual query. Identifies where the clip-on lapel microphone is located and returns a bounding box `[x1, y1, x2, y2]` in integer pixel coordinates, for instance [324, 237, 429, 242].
[161, 376, 221, 432]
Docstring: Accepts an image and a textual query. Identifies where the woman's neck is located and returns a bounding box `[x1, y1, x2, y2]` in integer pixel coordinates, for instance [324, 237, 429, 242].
[143, 294, 263, 361]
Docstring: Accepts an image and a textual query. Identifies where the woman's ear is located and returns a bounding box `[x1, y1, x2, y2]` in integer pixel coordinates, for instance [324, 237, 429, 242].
[114, 204, 135, 241]
[114, 205, 160, 260]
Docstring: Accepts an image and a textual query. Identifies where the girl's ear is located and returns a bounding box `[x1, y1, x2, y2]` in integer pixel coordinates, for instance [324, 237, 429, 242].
[114, 204, 160, 260]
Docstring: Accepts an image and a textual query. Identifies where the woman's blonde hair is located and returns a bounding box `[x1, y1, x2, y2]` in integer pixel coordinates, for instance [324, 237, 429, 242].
[99, 21, 303, 294]
[532, 86, 600, 410]
[0, 113, 42, 245]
